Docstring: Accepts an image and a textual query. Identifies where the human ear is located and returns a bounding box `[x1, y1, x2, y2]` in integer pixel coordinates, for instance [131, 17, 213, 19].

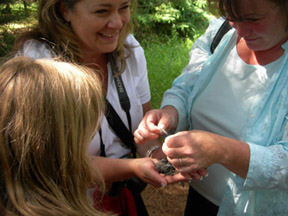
[59, 2, 71, 22]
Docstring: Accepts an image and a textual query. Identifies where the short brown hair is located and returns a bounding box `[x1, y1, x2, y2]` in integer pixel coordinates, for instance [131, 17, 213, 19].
[208, 0, 288, 23]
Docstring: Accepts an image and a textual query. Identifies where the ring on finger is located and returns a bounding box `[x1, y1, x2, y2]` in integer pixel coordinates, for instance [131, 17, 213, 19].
[178, 157, 183, 166]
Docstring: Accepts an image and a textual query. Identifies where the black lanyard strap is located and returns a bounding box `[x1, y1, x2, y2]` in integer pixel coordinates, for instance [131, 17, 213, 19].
[99, 53, 136, 158]
[99, 128, 106, 157]
[105, 98, 136, 158]
[108, 53, 132, 132]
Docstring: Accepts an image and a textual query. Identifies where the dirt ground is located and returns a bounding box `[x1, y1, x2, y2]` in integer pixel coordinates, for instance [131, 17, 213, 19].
[141, 182, 189, 216]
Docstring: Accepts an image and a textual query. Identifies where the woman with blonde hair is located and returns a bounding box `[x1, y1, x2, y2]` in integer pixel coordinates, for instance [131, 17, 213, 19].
[0, 56, 109, 216]
[13, 0, 167, 215]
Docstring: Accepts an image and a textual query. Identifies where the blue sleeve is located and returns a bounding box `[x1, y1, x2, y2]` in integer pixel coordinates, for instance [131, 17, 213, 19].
[244, 143, 288, 190]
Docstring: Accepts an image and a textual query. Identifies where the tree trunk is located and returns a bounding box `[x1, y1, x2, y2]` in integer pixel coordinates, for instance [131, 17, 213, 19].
[22, 0, 29, 15]
[4, 3, 12, 14]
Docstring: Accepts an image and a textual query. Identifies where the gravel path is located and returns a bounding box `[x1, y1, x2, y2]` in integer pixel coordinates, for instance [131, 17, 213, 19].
[142, 182, 189, 216]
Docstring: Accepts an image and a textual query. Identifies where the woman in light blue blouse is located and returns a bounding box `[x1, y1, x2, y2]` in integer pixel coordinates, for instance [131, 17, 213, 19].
[134, 0, 288, 215]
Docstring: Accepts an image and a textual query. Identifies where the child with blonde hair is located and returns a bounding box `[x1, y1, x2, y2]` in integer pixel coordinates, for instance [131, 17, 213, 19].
[0, 56, 111, 216]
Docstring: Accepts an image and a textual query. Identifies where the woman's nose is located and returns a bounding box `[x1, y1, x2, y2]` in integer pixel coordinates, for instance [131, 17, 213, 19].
[107, 13, 123, 29]
[229, 21, 251, 38]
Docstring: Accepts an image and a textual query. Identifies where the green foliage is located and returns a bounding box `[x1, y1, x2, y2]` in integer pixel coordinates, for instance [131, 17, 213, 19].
[0, 0, 14, 6]
[0, 1, 37, 56]
[134, 0, 211, 43]
[0, 1, 37, 24]
[0, 29, 16, 57]
[0, 0, 14, 16]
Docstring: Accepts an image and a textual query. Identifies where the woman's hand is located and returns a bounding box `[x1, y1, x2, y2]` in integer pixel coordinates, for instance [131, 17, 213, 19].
[162, 130, 250, 178]
[164, 169, 208, 184]
[163, 130, 222, 172]
[133, 157, 207, 186]
[130, 157, 168, 188]
[90, 156, 167, 187]
[134, 106, 178, 145]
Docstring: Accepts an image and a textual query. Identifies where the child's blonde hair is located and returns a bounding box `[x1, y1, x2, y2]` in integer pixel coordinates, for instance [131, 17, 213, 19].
[0, 56, 108, 215]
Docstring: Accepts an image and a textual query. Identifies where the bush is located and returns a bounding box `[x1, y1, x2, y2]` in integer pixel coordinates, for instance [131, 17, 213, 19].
[134, 0, 211, 43]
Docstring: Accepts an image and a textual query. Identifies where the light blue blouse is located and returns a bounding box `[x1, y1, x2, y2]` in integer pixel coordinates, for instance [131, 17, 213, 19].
[161, 17, 288, 215]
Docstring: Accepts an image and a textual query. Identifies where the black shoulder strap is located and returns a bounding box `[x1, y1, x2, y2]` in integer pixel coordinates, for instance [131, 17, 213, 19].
[105, 99, 136, 158]
[108, 53, 131, 116]
[103, 53, 136, 158]
[210, 19, 232, 54]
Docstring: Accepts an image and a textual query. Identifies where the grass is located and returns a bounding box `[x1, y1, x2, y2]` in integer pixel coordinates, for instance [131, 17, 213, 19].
[142, 38, 193, 108]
